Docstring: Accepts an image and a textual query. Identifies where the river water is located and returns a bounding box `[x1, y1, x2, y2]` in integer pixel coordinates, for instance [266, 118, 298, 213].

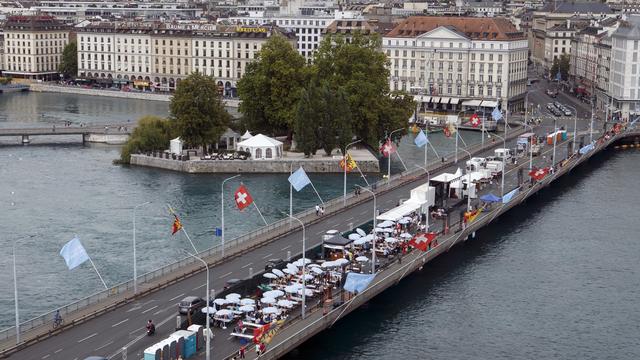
[2, 92, 638, 360]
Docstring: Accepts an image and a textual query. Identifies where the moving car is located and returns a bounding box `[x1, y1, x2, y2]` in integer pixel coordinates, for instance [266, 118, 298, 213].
[546, 89, 558, 97]
[265, 258, 286, 272]
[178, 296, 205, 315]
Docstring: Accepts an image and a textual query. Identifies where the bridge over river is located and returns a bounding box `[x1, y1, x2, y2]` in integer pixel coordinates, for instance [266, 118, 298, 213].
[1, 119, 638, 360]
[0, 124, 133, 145]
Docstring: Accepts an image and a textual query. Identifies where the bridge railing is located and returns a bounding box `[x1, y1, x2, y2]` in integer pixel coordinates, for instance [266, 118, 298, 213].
[0, 129, 527, 344]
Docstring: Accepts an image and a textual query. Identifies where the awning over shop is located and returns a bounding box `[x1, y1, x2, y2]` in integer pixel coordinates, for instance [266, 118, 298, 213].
[440, 97, 450, 104]
[134, 81, 149, 87]
[450, 98, 460, 104]
[480, 100, 498, 107]
[462, 99, 482, 106]
[431, 97, 441, 103]
[413, 95, 431, 103]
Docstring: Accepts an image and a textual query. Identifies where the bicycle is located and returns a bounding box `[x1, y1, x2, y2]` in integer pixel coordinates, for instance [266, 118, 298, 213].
[53, 316, 64, 329]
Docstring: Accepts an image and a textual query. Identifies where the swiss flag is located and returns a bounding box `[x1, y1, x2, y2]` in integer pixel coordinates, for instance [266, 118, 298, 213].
[528, 167, 549, 181]
[409, 232, 437, 252]
[234, 184, 254, 211]
[379, 139, 396, 158]
[470, 113, 481, 128]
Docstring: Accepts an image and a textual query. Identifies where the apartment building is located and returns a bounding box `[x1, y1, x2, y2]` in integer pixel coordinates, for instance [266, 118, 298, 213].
[383, 16, 528, 112]
[609, 16, 640, 120]
[77, 22, 295, 93]
[3, 15, 70, 80]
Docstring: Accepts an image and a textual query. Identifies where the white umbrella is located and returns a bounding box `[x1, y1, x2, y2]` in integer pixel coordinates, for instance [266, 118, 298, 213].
[307, 264, 321, 268]
[201, 306, 216, 314]
[225, 297, 240, 304]
[297, 288, 314, 297]
[385, 237, 399, 243]
[353, 237, 368, 245]
[263, 290, 284, 298]
[374, 227, 393, 233]
[213, 298, 228, 306]
[300, 274, 314, 281]
[321, 261, 337, 268]
[276, 299, 295, 308]
[238, 305, 255, 312]
[286, 263, 298, 271]
[356, 228, 367, 237]
[215, 309, 233, 317]
[325, 229, 339, 235]
[284, 284, 303, 293]
[240, 298, 255, 306]
[310, 267, 324, 274]
[334, 258, 350, 266]
[348, 233, 361, 240]
[263, 273, 278, 279]
[260, 297, 276, 304]
[400, 233, 413, 239]
[378, 220, 395, 228]
[272, 268, 285, 277]
[294, 258, 312, 267]
[355, 256, 369, 262]
[398, 218, 410, 224]
[225, 293, 241, 300]
[262, 307, 280, 315]
[283, 268, 297, 275]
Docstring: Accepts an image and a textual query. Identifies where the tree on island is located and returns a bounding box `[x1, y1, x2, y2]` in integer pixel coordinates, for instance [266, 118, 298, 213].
[170, 72, 231, 154]
[294, 85, 321, 157]
[119, 115, 175, 164]
[237, 35, 309, 136]
[58, 41, 78, 79]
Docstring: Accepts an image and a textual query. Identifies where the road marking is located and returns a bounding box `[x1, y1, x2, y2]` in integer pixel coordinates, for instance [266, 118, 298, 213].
[77, 332, 98, 343]
[169, 293, 185, 302]
[346, 217, 354, 222]
[241, 262, 253, 269]
[315, 230, 325, 235]
[262, 253, 273, 259]
[192, 283, 206, 291]
[126, 306, 141, 313]
[129, 327, 144, 335]
[140, 299, 155, 306]
[54, 349, 63, 354]
[154, 304, 175, 315]
[281, 245, 291, 251]
[96, 340, 114, 351]
[219, 271, 233, 279]
[360, 210, 368, 215]
[41, 355, 50, 359]
[142, 305, 159, 314]
[111, 318, 129, 327]
[227, 336, 233, 341]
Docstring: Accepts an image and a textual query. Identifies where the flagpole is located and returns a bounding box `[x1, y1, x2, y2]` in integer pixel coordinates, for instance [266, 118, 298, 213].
[252, 201, 269, 226]
[455, 122, 459, 163]
[343, 140, 361, 205]
[424, 131, 428, 168]
[309, 180, 325, 205]
[289, 162, 293, 229]
[395, 149, 408, 172]
[388, 128, 405, 183]
[87, 255, 108, 290]
[221, 174, 240, 258]
[181, 227, 199, 254]
[355, 163, 370, 187]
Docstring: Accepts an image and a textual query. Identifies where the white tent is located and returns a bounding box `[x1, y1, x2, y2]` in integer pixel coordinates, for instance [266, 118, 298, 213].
[170, 137, 183, 155]
[236, 134, 283, 160]
[240, 130, 253, 141]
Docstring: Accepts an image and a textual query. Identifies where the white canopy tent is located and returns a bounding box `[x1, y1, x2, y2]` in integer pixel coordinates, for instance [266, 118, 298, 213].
[236, 134, 284, 160]
[170, 137, 183, 155]
[376, 182, 435, 222]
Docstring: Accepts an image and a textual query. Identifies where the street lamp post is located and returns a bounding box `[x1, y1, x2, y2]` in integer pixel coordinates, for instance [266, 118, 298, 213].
[486, 130, 506, 197]
[287, 214, 306, 319]
[455, 110, 467, 163]
[387, 128, 405, 183]
[521, 122, 535, 171]
[565, 104, 578, 153]
[221, 174, 240, 258]
[343, 139, 361, 205]
[183, 251, 210, 360]
[455, 143, 473, 211]
[414, 165, 430, 232]
[12, 235, 34, 344]
[133, 201, 150, 295]
[356, 185, 377, 274]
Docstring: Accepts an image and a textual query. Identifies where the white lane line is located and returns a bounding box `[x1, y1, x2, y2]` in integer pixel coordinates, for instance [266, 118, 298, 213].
[346, 217, 354, 221]
[96, 340, 114, 351]
[241, 262, 253, 269]
[315, 230, 324, 235]
[192, 284, 206, 291]
[141, 305, 159, 314]
[54, 349, 63, 354]
[227, 336, 233, 340]
[154, 304, 175, 315]
[169, 293, 185, 302]
[359, 210, 368, 215]
[262, 253, 273, 259]
[219, 271, 233, 279]
[111, 318, 129, 327]
[41, 355, 50, 359]
[126, 306, 141, 313]
[281, 245, 291, 251]
[129, 327, 144, 335]
[77, 332, 98, 343]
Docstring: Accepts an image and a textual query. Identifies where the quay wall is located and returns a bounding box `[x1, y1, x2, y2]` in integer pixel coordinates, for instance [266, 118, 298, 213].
[130, 154, 381, 173]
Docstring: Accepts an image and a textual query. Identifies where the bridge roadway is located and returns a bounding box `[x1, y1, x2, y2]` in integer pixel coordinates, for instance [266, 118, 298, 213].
[0, 124, 133, 137]
[6, 125, 537, 360]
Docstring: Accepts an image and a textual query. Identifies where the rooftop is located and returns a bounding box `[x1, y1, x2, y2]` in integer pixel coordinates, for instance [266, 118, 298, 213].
[4, 15, 68, 31]
[540, 2, 614, 14]
[385, 16, 525, 40]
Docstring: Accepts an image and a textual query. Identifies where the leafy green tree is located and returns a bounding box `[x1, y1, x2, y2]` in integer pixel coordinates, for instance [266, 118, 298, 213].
[238, 35, 308, 135]
[58, 41, 77, 79]
[119, 116, 175, 164]
[318, 85, 352, 155]
[312, 33, 414, 147]
[170, 72, 230, 153]
[551, 54, 570, 81]
[294, 85, 321, 157]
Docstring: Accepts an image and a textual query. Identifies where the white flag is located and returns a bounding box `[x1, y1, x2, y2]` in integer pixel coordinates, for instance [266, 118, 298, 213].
[60, 237, 90, 270]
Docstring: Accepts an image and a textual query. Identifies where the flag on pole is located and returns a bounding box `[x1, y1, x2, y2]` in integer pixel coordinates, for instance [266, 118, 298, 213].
[214, 227, 222, 237]
[409, 232, 437, 251]
[414, 129, 428, 148]
[339, 153, 357, 172]
[443, 122, 456, 138]
[379, 139, 396, 157]
[171, 214, 182, 235]
[253, 323, 271, 343]
[492, 107, 503, 121]
[343, 272, 376, 293]
[470, 113, 481, 128]
[502, 188, 520, 204]
[529, 167, 549, 181]
[464, 208, 483, 223]
[59, 237, 90, 270]
[234, 184, 254, 211]
[288, 166, 311, 191]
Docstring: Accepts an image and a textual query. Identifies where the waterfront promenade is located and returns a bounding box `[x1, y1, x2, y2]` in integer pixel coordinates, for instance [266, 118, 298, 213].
[2, 119, 637, 360]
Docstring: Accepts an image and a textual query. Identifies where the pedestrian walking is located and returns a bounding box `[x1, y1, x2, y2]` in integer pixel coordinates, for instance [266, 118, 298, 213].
[239, 345, 245, 359]
[255, 343, 261, 357]
[315, 205, 320, 216]
[259, 342, 266, 356]
[320, 206, 325, 216]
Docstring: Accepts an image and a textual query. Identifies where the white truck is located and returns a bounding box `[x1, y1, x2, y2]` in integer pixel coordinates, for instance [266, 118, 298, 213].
[494, 148, 513, 162]
[485, 160, 504, 177]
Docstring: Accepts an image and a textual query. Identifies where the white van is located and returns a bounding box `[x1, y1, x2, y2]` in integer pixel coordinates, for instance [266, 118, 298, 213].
[494, 148, 512, 161]
[485, 160, 504, 176]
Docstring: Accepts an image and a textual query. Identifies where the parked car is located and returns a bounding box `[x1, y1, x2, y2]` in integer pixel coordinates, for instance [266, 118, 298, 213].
[224, 278, 241, 290]
[265, 258, 286, 272]
[178, 296, 205, 315]
[546, 89, 557, 97]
